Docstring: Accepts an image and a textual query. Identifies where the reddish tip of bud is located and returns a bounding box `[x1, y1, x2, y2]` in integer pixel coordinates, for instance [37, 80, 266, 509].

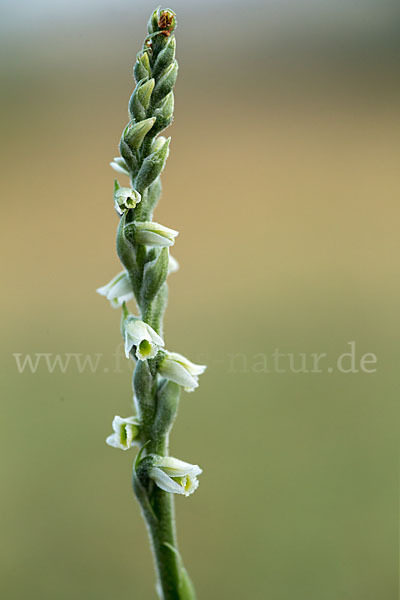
[158, 10, 176, 33]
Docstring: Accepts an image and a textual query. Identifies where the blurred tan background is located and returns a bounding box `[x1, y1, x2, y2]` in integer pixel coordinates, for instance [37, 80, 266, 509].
[1, 0, 400, 598]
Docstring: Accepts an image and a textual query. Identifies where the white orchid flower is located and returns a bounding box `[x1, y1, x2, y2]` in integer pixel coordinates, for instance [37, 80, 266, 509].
[96, 271, 134, 308]
[135, 221, 179, 247]
[114, 187, 141, 215]
[106, 415, 140, 450]
[158, 351, 206, 392]
[124, 317, 164, 360]
[149, 456, 202, 496]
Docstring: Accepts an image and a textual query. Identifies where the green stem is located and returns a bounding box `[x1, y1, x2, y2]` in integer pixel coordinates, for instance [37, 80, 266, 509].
[142, 487, 182, 600]
[133, 429, 195, 600]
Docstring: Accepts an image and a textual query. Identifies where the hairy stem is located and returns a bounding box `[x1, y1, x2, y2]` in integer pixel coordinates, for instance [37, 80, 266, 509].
[133, 429, 185, 599]
[147, 490, 181, 600]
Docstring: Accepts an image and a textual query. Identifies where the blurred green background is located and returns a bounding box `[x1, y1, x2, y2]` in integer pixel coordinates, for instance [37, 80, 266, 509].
[1, 0, 399, 598]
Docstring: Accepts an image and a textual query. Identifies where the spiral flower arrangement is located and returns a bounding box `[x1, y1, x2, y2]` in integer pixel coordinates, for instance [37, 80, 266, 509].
[97, 8, 205, 599]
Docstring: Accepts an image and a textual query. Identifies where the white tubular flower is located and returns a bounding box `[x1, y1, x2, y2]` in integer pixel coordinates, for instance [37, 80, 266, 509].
[149, 456, 202, 496]
[110, 157, 130, 176]
[96, 271, 134, 308]
[106, 416, 140, 450]
[168, 254, 179, 275]
[114, 187, 141, 215]
[158, 351, 206, 392]
[124, 317, 164, 360]
[135, 222, 179, 247]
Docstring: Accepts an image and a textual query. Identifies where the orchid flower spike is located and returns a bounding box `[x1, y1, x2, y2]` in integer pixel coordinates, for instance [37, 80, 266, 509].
[102, 9, 206, 596]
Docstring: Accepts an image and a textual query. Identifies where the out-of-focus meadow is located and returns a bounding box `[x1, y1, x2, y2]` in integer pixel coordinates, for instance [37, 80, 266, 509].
[1, 1, 399, 598]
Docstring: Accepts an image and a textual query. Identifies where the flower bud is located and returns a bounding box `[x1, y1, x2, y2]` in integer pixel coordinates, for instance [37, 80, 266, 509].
[106, 415, 140, 450]
[158, 351, 206, 392]
[134, 50, 151, 83]
[152, 61, 178, 106]
[147, 8, 159, 34]
[149, 455, 202, 496]
[110, 157, 130, 176]
[152, 35, 176, 79]
[129, 78, 155, 121]
[96, 270, 134, 308]
[135, 137, 170, 193]
[137, 78, 155, 110]
[135, 176, 162, 221]
[151, 135, 167, 154]
[118, 139, 139, 175]
[147, 8, 177, 36]
[122, 315, 164, 360]
[123, 117, 156, 152]
[114, 181, 141, 215]
[152, 92, 174, 135]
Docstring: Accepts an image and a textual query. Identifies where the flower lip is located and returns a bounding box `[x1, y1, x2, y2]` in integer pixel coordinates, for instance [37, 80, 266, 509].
[106, 415, 140, 450]
[114, 187, 141, 214]
[138, 339, 153, 359]
[123, 317, 165, 360]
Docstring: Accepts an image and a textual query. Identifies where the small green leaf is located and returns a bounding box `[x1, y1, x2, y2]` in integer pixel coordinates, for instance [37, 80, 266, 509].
[133, 50, 151, 83]
[153, 380, 180, 437]
[119, 138, 139, 175]
[134, 360, 156, 416]
[116, 213, 136, 273]
[141, 247, 169, 306]
[163, 543, 197, 600]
